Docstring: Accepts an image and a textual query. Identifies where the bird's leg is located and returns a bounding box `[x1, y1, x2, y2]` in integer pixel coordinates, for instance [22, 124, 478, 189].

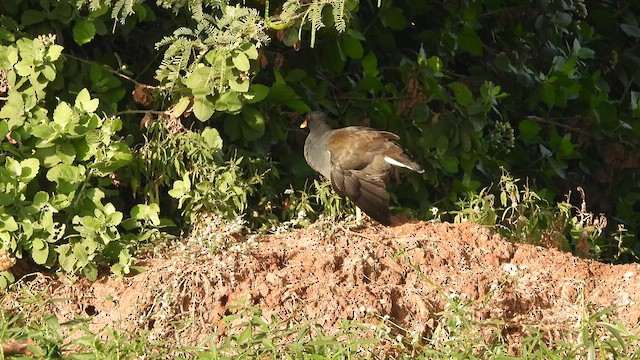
[344, 206, 365, 229]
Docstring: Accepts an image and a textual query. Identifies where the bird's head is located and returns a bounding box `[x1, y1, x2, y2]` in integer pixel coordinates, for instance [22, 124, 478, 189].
[300, 111, 330, 130]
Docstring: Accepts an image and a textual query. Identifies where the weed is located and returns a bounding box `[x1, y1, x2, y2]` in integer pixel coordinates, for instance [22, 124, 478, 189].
[452, 168, 634, 261]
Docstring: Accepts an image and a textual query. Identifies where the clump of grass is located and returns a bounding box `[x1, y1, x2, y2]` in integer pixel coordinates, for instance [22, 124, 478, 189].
[451, 168, 634, 261]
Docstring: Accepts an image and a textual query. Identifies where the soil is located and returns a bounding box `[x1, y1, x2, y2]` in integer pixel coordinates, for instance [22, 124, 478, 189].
[7, 220, 640, 353]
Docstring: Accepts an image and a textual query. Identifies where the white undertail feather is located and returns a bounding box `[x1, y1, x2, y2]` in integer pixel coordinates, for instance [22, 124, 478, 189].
[384, 156, 424, 173]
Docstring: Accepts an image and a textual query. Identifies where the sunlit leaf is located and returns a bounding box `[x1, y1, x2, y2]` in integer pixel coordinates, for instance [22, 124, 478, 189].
[73, 19, 96, 45]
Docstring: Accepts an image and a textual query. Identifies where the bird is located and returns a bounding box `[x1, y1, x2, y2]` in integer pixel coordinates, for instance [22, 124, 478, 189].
[300, 111, 424, 226]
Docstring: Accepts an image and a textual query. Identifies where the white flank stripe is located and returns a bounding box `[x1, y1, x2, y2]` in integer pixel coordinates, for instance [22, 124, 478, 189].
[384, 156, 414, 170]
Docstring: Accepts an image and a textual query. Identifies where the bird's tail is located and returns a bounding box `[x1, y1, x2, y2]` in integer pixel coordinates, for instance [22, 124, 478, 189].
[384, 155, 424, 174]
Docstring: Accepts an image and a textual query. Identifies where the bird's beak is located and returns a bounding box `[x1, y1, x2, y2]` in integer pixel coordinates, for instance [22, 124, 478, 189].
[300, 118, 308, 128]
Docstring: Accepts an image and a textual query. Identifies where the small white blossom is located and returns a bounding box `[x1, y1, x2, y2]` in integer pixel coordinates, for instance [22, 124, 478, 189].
[502, 263, 518, 276]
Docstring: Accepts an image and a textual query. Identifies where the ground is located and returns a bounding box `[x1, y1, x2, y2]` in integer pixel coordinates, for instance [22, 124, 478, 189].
[5, 220, 640, 355]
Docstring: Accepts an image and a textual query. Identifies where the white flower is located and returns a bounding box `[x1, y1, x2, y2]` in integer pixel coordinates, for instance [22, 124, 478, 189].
[502, 263, 518, 276]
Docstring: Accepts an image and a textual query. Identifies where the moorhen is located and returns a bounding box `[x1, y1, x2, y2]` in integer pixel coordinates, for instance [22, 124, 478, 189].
[301, 111, 424, 225]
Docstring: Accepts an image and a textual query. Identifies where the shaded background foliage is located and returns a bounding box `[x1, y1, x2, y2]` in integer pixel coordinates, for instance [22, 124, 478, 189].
[1, 0, 640, 286]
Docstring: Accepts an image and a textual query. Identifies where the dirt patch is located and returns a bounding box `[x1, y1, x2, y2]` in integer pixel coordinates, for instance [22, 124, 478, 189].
[13, 221, 640, 351]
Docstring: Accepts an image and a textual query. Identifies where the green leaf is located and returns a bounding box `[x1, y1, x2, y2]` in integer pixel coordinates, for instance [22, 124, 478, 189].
[32, 191, 50, 210]
[21, 10, 46, 26]
[57, 245, 76, 272]
[32, 240, 49, 265]
[458, 28, 483, 56]
[0, 46, 19, 69]
[242, 43, 259, 60]
[241, 107, 265, 141]
[92, 142, 132, 173]
[282, 28, 300, 47]
[185, 66, 214, 95]
[436, 136, 449, 156]
[73, 20, 96, 45]
[53, 102, 76, 130]
[439, 155, 459, 173]
[559, 135, 575, 157]
[171, 97, 192, 118]
[202, 127, 223, 151]
[343, 36, 363, 60]
[73, 242, 88, 263]
[284, 99, 311, 112]
[237, 324, 252, 344]
[214, 92, 243, 113]
[0, 214, 18, 232]
[244, 84, 270, 104]
[58, 141, 76, 164]
[42, 65, 56, 81]
[47, 45, 64, 61]
[106, 210, 123, 227]
[84, 264, 98, 281]
[19, 158, 40, 183]
[621, 24, 640, 39]
[576, 47, 594, 59]
[540, 83, 555, 107]
[229, 77, 250, 92]
[381, 7, 407, 30]
[518, 119, 542, 138]
[6, 157, 22, 177]
[193, 96, 215, 121]
[232, 51, 251, 72]
[362, 52, 378, 77]
[168, 176, 191, 199]
[448, 82, 473, 107]
[46, 164, 85, 193]
[33, 238, 47, 250]
[75, 89, 99, 112]
[0, 271, 15, 289]
[130, 204, 161, 226]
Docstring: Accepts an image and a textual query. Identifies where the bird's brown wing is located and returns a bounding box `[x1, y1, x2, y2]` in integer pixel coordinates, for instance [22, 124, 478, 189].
[326, 127, 395, 225]
[330, 167, 391, 225]
[325, 127, 399, 172]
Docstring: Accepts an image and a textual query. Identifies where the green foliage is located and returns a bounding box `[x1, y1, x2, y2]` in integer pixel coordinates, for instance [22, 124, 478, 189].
[452, 169, 624, 260]
[155, 5, 269, 121]
[0, 34, 156, 283]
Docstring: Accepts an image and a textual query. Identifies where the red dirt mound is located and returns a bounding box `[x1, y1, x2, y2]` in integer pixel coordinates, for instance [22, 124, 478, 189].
[18, 221, 640, 351]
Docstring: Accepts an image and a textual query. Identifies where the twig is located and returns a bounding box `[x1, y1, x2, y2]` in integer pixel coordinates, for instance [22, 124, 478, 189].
[110, 110, 167, 117]
[63, 53, 158, 89]
[526, 115, 593, 137]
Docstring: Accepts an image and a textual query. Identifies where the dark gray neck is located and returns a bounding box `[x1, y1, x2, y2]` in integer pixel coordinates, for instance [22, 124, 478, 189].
[309, 119, 332, 135]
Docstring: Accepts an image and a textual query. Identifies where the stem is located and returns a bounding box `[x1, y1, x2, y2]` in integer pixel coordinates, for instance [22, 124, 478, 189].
[63, 53, 158, 89]
[526, 115, 593, 138]
[110, 110, 167, 117]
